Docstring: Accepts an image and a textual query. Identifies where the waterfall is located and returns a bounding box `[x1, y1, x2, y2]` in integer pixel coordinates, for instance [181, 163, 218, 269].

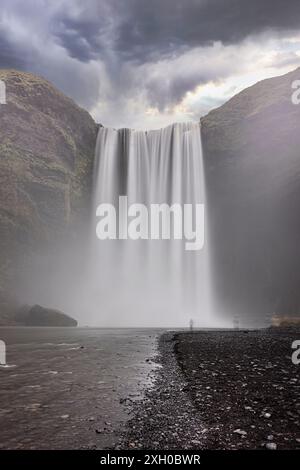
[86, 122, 212, 327]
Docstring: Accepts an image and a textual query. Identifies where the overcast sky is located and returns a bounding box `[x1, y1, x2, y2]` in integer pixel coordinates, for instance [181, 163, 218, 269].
[1, 0, 300, 129]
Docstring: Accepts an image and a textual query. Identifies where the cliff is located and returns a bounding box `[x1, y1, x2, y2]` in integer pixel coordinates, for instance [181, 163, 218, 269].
[0, 70, 98, 317]
[201, 67, 300, 322]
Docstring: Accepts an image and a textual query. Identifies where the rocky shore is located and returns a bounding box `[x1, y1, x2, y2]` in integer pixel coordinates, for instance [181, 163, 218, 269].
[119, 329, 300, 450]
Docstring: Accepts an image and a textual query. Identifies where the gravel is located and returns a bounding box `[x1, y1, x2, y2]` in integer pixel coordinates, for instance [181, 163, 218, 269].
[118, 328, 300, 450]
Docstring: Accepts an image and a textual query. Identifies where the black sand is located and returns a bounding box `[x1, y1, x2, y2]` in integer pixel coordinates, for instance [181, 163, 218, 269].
[120, 329, 300, 450]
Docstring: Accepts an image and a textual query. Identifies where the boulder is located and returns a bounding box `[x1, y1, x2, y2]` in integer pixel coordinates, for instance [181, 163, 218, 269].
[14, 304, 77, 327]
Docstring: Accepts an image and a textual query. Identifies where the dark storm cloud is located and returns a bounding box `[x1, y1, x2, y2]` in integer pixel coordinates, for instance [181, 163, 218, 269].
[0, 32, 27, 70]
[54, 22, 97, 63]
[53, 0, 300, 64]
[121, 0, 300, 61]
[0, 0, 300, 124]
[145, 68, 217, 111]
[52, 16, 105, 63]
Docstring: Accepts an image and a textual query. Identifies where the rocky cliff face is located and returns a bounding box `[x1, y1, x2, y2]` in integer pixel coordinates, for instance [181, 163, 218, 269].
[0, 70, 98, 313]
[201, 67, 300, 323]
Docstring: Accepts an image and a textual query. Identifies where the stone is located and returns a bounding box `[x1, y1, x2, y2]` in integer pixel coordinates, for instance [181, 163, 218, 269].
[233, 429, 247, 436]
[266, 442, 277, 450]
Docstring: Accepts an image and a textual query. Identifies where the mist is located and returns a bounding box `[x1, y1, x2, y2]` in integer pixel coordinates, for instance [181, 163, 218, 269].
[16, 122, 228, 328]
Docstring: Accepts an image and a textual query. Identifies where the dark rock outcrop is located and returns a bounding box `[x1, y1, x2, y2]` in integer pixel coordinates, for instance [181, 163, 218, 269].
[14, 304, 77, 327]
[201, 67, 300, 323]
[0, 70, 98, 310]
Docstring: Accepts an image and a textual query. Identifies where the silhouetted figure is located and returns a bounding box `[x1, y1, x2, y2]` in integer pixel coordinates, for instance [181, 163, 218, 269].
[189, 318, 194, 332]
[265, 312, 273, 328]
[233, 314, 240, 330]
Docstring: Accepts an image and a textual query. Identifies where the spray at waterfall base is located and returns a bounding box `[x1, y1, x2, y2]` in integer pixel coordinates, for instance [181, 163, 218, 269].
[21, 123, 223, 327]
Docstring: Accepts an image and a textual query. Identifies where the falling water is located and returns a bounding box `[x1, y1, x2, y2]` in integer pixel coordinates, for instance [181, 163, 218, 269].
[87, 122, 213, 327]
